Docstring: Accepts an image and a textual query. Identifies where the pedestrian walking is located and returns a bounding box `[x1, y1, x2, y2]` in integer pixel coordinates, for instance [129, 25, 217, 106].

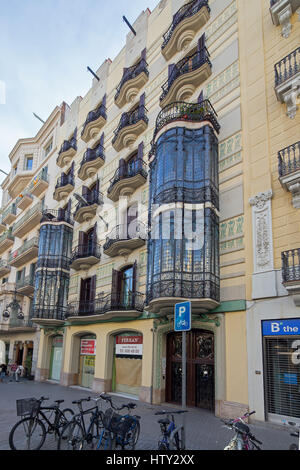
[9, 363, 17, 382]
[15, 364, 24, 382]
[0, 363, 7, 383]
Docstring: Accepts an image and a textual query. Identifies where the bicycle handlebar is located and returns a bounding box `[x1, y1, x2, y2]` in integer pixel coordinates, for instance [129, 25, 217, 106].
[72, 397, 91, 405]
[39, 396, 49, 402]
[155, 410, 188, 415]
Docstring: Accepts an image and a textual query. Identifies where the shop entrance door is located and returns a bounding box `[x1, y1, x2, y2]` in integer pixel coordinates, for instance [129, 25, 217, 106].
[80, 336, 96, 389]
[166, 330, 215, 410]
[50, 336, 63, 381]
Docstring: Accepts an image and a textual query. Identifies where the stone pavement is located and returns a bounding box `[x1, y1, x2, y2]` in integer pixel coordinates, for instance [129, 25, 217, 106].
[0, 379, 294, 450]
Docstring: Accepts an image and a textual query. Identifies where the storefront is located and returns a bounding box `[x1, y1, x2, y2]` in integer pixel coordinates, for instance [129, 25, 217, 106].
[79, 335, 96, 389]
[113, 333, 143, 397]
[263, 319, 300, 424]
[50, 336, 63, 381]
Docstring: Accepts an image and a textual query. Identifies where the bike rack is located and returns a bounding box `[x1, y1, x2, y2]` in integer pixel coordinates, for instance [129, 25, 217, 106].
[169, 425, 185, 450]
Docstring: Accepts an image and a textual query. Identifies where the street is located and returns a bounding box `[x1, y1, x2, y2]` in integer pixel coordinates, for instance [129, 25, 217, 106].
[0, 379, 294, 450]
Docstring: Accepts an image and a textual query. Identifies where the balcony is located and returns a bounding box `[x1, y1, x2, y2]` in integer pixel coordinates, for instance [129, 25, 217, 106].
[0, 219, 6, 235]
[162, 0, 210, 60]
[41, 209, 74, 227]
[9, 237, 39, 268]
[0, 230, 14, 255]
[107, 160, 148, 202]
[270, 0, 300, 38]
[278, 141, 300, 207]
[31, 306, 66, 327]
[160, 48, 212, 108]
[12, 202, 43, 239]
[16, 274, 35, 296]
[112, 106, 148, 152]
[29, 168, 49, 198]
[53, 174, 74, 202]
[115, 59, 149, 108]
[0, 261, 10, 278]
[282, 248, 300, 305]
[81, 103, 107, 143]
[150, 100, 220, 158]
[69, 243, 101, 271]
[74, 191, 103, 224]
[66, 291, 145, 323]
[78, 144, 105, 181]
[103, 223, 147, 258]
[57, 136, 77, 168]
[274, 47, 300, 119]
[0, 316, 36, 334]
[16, 192, 33, 211]
[6, 169, 35, 200]
[2, 203, 17, 225]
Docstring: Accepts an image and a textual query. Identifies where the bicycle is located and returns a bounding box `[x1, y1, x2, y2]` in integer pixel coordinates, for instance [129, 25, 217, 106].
[57, 396, 104, 450]
[9, 396, 74, 450]
[155, 409, 188, 450]
[222, 411, 262, 450]
[96, 394, 141, 450]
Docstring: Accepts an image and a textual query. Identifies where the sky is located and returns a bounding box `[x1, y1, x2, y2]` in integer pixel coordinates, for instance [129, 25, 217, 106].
[0, 0, 160, 185]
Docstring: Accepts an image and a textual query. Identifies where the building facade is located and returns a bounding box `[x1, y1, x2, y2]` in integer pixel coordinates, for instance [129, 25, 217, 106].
[1, 0, 299, 423]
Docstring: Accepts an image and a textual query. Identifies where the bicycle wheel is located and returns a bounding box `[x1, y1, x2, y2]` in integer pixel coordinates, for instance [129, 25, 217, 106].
[86, 415, 104, 450]
[158, 442, 168, 450]
[124, 419, 140, 450]
[9, 417, 46, 450]
[57, 420, 85, 450]
[60, 408, 75, 427]
[96, 430, 113, 450]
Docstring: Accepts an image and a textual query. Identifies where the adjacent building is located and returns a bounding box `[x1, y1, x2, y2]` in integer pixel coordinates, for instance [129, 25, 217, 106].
[1, 0, 299, 424]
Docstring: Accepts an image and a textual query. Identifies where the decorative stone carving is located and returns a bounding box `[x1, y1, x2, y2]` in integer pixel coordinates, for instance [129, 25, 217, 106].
[249, 191, 274, 273]
[270, 0, 300, 38]
[283, 80, 300, 119]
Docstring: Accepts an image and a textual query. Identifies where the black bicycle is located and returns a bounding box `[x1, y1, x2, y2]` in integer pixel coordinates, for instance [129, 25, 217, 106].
[155, 409, 188, 450]
[9, 396, 74, 450]
[58, 396, 104, 450]
[96, 394, 141, 450]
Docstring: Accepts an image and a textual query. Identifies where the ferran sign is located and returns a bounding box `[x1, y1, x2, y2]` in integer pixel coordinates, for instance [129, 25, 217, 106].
[116, 336, 143, 356]
[174, 301, 191, 332]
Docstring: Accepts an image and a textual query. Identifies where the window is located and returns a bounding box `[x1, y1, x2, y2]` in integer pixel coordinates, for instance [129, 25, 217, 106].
[44, 139, 53, 158]
[13, 162, 18, 176]
[24, 155, 33, 171]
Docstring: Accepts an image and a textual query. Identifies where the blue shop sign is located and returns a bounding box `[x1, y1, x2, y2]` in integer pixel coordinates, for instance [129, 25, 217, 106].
[262, 319, 300, 336]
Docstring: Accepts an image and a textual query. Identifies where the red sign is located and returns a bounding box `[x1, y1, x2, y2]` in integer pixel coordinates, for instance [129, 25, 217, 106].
[80, 339, 96, 356]
[116, 336, 143, 356]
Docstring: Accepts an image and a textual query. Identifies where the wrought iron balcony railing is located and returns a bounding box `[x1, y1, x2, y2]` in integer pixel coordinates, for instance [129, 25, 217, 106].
[58, 137, 77, 159]
[71, 243, 101, 264]
[103, 222, 147, 252]
[8, 316, 35, 329]
[150, 100, 220, 156]
[66, 291, 145, 318]
[275, 47, 300, 87]
[74, 191, 104, 216]
[0, 229, 14, 245]
[28, 168, 49, 191]
[162, 0, 210, 50]
[55, 174, 74, 191]
[278, 141, 300, 177]
[9, 237, 39, 263]
[12, 202, 43, 235]
[79, 144, 105, 172]
[108, 160, 148, 195]
[115, 59, 149, 102]
[41, 209, 74, 226]
[282, 249, 300, 283]
[32, 305, 67, 322]
[2, 203, 17, 223]
[81, 103, 107, 138]
[16, 274, 35, 291]
[0, 260, 10, 271]
[160, 48, 211, 102]
[112, 106, 148, 146]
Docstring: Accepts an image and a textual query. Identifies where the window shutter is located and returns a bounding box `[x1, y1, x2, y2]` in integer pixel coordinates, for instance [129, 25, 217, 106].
[198, 33, 206, 60]
[198, 90, 203, 103]
[137, 142, 144, 161]
[139, 92, 145, 108]
[141, 48, 147, 61]
[119, 158, 126, 178]
[132, 261, 137, 308]
[102, 94, 107, 107]
[90, 275, 97, 303]
[82, 186, 89, 199]
[168, 64, 175, 86]
[99, 132, 104, 148]
[111, 269, 122, 307]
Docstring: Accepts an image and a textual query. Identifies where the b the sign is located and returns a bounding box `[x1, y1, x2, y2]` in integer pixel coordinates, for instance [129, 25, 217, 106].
[116, 336, 143, 356]
[80, 339, 96, 356]
[262, 319, 300, 336]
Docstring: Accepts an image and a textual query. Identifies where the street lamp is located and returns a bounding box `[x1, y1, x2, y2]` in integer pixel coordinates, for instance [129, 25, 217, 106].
[2, 289, 24, 320]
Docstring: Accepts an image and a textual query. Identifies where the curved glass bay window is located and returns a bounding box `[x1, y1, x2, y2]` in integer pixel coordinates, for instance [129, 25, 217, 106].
[33, 212, 73, 324]
[146, 124, 220, 314]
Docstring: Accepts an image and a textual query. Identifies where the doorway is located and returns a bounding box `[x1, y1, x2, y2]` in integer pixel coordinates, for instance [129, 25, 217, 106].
[79, 335, 96, 389]
[50, 336, 63, 381]
[166, 329, 215, 410]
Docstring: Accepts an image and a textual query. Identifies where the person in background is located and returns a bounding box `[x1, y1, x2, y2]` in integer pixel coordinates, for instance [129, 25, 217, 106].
[15, 364, 24, 382]
[0, 363, 7, 383]
[10, 363, 17, 382]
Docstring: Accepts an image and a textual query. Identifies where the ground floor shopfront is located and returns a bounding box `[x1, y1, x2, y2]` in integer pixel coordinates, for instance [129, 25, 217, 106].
[247, 295, 300, 425]
[0, 330, 40, 376]
[35, 305, 249, 418]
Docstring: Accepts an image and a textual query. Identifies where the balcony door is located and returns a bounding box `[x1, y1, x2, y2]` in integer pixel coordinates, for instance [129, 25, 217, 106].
[112, 262, 137, 309]
[78, 223, 97, 257]
[80, 275, 96, 315]
[127, 203, 138, 239]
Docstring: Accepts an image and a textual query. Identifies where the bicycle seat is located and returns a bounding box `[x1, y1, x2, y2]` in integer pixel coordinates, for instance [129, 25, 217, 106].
[158, 418, 171, 425]
[127, 402, 137, 409]
[100, 394, 112, 401]
[233, 421, 250, 434]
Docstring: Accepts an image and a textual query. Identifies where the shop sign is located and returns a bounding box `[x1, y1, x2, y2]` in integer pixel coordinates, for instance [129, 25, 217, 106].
[262, 319, 300, 336]
[80, 339, 96, 356]
[116, 336, 143, 356]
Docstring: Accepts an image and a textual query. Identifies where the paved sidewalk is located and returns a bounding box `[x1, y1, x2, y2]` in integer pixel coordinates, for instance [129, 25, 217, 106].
[0, 380, 294, 450]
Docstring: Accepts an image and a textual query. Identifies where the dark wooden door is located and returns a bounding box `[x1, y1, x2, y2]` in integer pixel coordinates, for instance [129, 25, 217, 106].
[166, 330, 215, 410]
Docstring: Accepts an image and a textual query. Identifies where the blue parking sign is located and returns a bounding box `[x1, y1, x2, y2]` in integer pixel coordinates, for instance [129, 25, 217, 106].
[174, 301, 191, 332]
